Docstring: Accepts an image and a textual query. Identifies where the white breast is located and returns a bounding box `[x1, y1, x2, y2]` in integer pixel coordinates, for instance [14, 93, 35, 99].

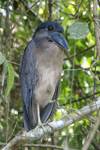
[33, 40, 64, 109]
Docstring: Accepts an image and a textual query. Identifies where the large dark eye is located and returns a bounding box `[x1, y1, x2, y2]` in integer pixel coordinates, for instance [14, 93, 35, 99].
[48, 25, 54, 31]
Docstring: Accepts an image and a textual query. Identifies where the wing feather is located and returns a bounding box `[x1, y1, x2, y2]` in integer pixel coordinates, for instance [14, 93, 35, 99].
[19, 40, 37, 131]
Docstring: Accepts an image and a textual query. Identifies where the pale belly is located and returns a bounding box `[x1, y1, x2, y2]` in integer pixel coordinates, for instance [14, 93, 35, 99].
[33, 68, 59, 109]
[33, 42, 64, 109]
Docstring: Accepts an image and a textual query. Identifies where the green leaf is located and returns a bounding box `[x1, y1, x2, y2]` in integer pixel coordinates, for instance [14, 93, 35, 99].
[6, 62, 14, 97]
[0, 52, 6, 65]
[68, 22, 89, 39]
[2, 60, 8, 74]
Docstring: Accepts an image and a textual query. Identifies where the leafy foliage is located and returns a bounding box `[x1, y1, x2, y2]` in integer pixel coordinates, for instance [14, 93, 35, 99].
[68, 22, 89, 39]
[5, 62, 14, 98]
[0, 52, 5, 65]
[2, 60, 8, 75]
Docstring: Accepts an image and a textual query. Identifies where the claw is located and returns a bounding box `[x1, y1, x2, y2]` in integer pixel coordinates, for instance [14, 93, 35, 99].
[35, 123, 46, 134]
[44, 122, 54, 132]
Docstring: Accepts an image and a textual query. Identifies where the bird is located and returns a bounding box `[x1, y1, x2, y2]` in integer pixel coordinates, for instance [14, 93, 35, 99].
[19, 21, 69, 132]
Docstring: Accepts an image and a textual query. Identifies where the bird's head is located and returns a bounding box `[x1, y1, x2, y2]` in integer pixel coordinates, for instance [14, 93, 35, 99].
[33, 21, 69, 51]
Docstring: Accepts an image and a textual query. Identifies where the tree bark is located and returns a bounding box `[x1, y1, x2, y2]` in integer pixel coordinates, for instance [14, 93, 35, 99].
[48, 0, 53, 21]
[93, 0, 100, 60]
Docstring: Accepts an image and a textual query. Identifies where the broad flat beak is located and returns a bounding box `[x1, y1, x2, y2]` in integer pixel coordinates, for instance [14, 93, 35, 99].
[49, 32, 69, 51]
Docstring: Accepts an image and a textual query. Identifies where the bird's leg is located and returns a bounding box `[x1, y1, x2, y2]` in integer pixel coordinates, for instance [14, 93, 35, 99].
[35, 103, 46, 133]
[37, 103, 54, 131]
[37, 102, 41, 125]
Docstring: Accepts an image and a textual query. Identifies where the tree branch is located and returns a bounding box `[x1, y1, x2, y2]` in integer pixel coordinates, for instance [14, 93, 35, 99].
[81, 126, 100, 150]
[11, 0, 42, 32]
[93, 0, 100, 60]
[82, 112, 100, 150]
[20, 0, 43, 23]
[2, 97, 100, 150]
[0, 143, 64, 150]
[48, 0, 53, 21]
[0, 143, 78, 150]
[64, 45, 96, 61]
[66, 92, 100, 104]
[5, 0, 9, 143]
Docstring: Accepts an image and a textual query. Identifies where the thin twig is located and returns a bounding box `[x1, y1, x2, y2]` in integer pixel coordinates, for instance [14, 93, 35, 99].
[93, 0, 100, 60]
[48, 0, 53, 21]
[37, 0, 42, 17]
[64, 45, 96, 61]
[7, 120, 20, 142]
[64, 68, 89, 71]
[6, 95, 10, 143]
[81, 126, 100, 150]
[0, 143, 78, 150]
[9, 0, 13, 61]
[82, 112, 100, 150]
[45, 0, 47, 21]
[2, 120, 20, 149]
[23, 144, 64, 149]
[11, 0, 40, 32]
[57, 0, 59, 22]
[90, 58, 100, 83]
[65, 92, 100, 105]
[5, 0, 9, 55]
[7, 61, 20, 65]
[69, 40, 76, 107]
[5, 0, 9, 143]
[93, 47, 97, 100]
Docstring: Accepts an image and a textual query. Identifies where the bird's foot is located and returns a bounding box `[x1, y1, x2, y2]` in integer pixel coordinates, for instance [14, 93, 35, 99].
[43, 123, 54, 131]
[35, 123, 46, 134]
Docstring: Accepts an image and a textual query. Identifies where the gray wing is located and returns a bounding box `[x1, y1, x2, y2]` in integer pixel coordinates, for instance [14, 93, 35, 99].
[19, 40, 37, 131]
[40, 80, 60, 123]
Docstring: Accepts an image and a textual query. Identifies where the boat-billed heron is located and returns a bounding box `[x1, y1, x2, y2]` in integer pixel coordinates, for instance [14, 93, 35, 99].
[19, 21, 69, 132]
